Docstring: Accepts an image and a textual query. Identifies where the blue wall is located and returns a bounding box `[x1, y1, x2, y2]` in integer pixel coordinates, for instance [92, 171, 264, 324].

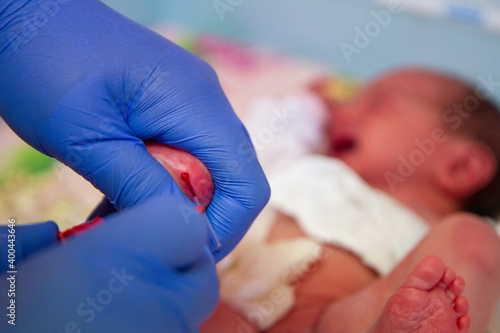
[102, 0, 500, 102]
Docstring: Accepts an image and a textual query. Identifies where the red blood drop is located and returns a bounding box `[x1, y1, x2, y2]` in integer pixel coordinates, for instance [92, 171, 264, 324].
[145, 142, 214, 209]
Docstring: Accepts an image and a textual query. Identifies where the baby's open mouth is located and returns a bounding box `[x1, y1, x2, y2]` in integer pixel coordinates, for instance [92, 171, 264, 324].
[332, 136, 357, 156]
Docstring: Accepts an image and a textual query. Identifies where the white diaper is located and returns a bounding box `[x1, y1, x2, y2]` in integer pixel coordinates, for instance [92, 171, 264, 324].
[217, 155, 429, 330]
[270, 155, 429, 274]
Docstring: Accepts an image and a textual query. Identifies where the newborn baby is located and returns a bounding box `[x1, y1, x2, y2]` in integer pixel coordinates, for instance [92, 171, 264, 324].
[199, 68, 500, 333]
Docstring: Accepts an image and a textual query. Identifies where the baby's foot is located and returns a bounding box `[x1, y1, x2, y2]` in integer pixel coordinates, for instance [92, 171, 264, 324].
[368, 255, 471, 333]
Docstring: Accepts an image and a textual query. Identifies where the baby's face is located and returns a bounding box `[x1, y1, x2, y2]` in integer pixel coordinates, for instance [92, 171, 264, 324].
[327, 71, 447, 187]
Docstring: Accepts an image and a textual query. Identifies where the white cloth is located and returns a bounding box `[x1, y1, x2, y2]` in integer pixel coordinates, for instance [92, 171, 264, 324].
[243, 89, 329, 178]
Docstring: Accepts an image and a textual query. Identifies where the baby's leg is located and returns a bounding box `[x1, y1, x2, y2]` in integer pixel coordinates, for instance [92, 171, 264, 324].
[200, 302, 258, 333]
[317, 213, 500, 333]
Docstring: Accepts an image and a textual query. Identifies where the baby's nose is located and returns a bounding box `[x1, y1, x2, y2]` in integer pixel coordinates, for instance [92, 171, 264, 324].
[145, 142, 214, 209]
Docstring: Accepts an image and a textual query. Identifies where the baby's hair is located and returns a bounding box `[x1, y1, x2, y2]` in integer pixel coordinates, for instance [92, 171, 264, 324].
[439, 74, 500, 220]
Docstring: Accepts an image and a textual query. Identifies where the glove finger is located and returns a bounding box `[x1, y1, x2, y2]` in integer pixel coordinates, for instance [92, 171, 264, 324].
[88, 140, 186, 210]
[14, 221, 60, 260]
[80, 195, 210, 268]
[166, 246, 218, 328]
[43, 126, 187, 211]
[0, 221, 59, 271]
[211, 229, 247, 263]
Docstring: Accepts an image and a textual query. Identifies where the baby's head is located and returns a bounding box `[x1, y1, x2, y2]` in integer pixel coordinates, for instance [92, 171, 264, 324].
[324, 68, 500, 219]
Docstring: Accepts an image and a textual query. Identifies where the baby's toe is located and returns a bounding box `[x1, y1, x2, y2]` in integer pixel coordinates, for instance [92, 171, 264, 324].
[447, 276, 466, 300]
[457, 314, 471, 333]
[439, 267, 457, 289]
[454, 296, 469, 317]
[402, 255, 446, 290]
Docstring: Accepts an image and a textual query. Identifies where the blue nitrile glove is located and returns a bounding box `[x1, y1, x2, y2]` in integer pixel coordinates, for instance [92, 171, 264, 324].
[0, 196, 218, 333]
[0, 221, 60, 269]
[0, 0, 270, 259]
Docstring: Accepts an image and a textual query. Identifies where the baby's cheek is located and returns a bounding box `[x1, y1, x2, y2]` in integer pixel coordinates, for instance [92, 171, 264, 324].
[145, 142, 214, 209]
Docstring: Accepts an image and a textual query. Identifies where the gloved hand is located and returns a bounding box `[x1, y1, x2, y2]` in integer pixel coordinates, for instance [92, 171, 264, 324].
[0, 0, 270, 258]
[0, 196, 218, 333]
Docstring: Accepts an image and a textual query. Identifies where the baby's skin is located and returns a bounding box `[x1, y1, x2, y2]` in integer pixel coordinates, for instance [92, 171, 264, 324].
[149, 143, 471, 333]
[368, 255, 470, 333]
[145, 142, 214, 209]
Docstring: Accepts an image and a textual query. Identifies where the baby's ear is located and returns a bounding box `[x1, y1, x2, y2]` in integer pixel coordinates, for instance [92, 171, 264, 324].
[437, 140, 497, 200]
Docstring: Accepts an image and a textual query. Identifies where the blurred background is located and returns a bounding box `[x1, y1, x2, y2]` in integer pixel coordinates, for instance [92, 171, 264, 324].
[1, 0, 499, 228]
[101, 0, 500, 101]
